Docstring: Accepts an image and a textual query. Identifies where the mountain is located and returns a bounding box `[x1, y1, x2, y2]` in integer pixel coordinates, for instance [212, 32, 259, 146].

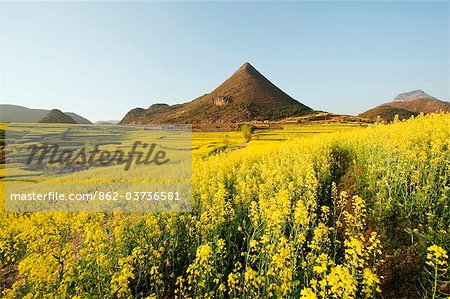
[359, 106, 419, 123]
[393, 90, 437, 102]
[359, 90, 450, 122]
[39, 109, 77, 124]
[385, 97, 450, 114]
[0, 104, 92, 124]
[65, 113, 92, 124]
[120, 62, 312, 124]
[94, 120, 120, 125]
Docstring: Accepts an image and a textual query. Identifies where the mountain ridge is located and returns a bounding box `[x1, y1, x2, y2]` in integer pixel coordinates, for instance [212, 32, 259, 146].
[0, 104, 92, 124]
[393, 90, 436, 102]
[359, 91, 449, 122]
[120, 62, 312, 124]
[39, 109, 77, 124]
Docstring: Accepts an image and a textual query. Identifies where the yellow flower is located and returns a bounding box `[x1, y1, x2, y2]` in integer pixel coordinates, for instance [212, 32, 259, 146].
[326, 265, 357, 298]
[249, 239, 258, 249]
[313, 253, 330, 274]
[196, 244, 213, 263]
[300, 287, 318, 299]
[426, 245, 448, 267]
[362, 268, 381, 298]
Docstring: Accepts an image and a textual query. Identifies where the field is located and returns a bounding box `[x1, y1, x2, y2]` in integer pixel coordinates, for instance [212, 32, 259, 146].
[0, 114, 449, 298]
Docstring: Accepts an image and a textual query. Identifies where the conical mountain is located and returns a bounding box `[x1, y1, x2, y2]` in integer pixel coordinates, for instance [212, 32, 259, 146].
[192, 62, 306, 108]
[120, 63, 312, 124]
[39, 109, 77, 124]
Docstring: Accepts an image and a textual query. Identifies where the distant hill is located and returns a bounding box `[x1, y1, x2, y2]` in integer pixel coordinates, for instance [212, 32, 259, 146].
[393, 90, 437, 102]
[65, 113, 92, 124]
[120, 62, 312, 124]
[359, 90, 450, 122]
[94, 120, 120, 125]
[359, 106, 420, 123]
[0, 104, 92, 124]
[39, 109, 77, 124]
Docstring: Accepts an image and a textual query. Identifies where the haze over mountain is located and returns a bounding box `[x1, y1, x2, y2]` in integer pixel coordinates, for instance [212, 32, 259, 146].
[359, 90, 450, 122]
[39, 109, 77, 124]
[0, 104, 92, 124]
[120, 63, 312, 124]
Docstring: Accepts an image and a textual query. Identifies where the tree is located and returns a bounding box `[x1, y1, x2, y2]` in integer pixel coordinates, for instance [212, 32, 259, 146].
[240, 124, 254, 142]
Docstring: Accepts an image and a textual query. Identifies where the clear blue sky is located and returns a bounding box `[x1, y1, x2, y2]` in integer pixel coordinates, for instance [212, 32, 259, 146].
[0, 1, 448, 122]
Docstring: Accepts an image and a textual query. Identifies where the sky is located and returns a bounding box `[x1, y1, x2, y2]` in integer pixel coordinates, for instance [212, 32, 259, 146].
[0, 1, 448, 122]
